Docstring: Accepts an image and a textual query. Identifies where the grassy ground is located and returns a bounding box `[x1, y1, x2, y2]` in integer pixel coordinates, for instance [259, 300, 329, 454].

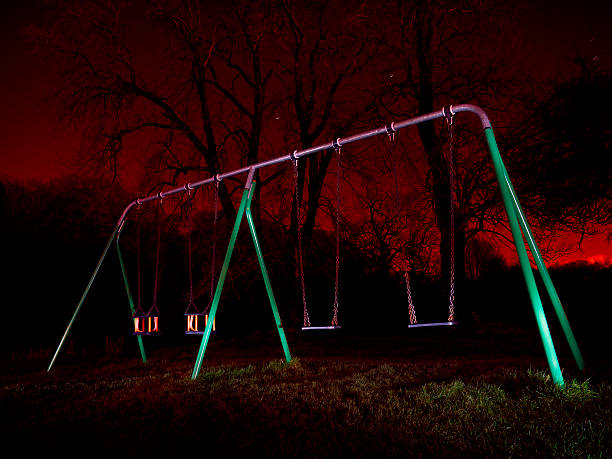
[2, 326, 611, 458]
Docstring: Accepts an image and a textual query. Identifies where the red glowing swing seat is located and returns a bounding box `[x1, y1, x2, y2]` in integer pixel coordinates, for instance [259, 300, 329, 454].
[184, 299, 215, 335]
[183, 183, 218, 336]
[133, 305, 160, 335]
[185, 311, 216, 335]
[131, 198, 163, 336]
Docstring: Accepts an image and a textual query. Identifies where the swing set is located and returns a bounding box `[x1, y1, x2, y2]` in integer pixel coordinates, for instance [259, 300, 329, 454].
[47, 104, 584, 386]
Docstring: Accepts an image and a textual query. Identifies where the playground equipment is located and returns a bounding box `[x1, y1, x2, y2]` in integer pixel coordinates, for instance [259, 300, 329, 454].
[184, 185, 218, 335]
[390, 107, 459, 328]
[131, 201, 162, 335]
[116, 202, 162, 337]
[47, 104, 584, 386]
[295, 140, 342, 330]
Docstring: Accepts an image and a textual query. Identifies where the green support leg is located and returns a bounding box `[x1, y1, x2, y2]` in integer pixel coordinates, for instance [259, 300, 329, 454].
[495, 155, 584, 371]
[245, 183, 292, 363]
[116, 225, 147, 363]
[48, 225, 119, 372]
[484, 128, 565, 386]
[191, 186, 251, 380]
[191, 181, 293, 380]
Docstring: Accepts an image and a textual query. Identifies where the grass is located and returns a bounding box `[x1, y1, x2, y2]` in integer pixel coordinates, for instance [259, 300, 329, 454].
[2, 330, 611, 458]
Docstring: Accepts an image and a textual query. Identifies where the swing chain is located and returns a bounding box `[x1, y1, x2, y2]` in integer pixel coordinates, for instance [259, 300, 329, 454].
[445, 108, 456, 322]
[151, 198, 163, 314]
[388, 127, 419, 324]
[209, 180, 219, 307]
[388, 128, 402, 218]
[331, 142, 341, 327]
[405, 269, 418, 325]
[293, 158, 310, 328]
[187, 192, 195, 305]
[136, 208, 142, 312]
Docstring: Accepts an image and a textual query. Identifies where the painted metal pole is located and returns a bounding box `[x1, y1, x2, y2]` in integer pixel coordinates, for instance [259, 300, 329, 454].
[116, 221, 147, 363]
[495, 157, 584, 370]
[47, 225, 119, 372]
[484, 128, 564, 386]
[245, 181, 292, 363]
[191, 184, 251, 380]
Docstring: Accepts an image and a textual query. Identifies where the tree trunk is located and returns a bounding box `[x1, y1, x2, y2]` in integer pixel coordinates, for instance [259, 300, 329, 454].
[412, 0, 466, 316]
[217, 181, 237, 223]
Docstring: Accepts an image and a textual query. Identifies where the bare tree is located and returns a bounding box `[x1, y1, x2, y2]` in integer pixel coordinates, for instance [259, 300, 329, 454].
[28, 0, 288, 223]
[276, 0, 379, 249]
[359, 0, 526, 310]
[347, 177, 438, 277]
[30, 0, 605, 317]
[511, 65, 612, 243]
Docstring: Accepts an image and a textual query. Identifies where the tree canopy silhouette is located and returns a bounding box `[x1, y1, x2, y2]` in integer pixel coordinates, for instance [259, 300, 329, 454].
[507, 66, 612, 255]
[26, 0, 610, 313]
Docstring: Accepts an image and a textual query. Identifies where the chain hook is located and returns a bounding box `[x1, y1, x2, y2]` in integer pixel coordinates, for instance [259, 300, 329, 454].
[385, 122, 396, 142]
[332, 138, 341, 154]
[443, 105, 455, 128]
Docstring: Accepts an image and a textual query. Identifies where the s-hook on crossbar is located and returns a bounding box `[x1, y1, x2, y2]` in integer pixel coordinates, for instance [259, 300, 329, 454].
[47, 104, 584, 386]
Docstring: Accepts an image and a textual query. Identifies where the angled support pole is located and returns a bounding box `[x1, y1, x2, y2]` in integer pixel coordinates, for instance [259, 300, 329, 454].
[191, 174, 292, 380]
[116, 220, 147, 363]
[244, 182, 292, 364]
[492, 149, 584, 371]
[47, 224, 120, 372]
[482, 125, 574, 386]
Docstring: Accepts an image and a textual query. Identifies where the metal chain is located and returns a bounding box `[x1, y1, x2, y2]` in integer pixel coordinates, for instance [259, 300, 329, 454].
[136, 209, 142, 312]
[209, 181, 219, 308]
[331, 146, 341, 327]
[404, 267, 418, 324]
[389, 132, 402, 218]
[150, 199, 162, 315]
[446, 113, 456, 322]
[388, 130, 418, 325]
[187, 193, 194, 305]
[293, 159, 310, 328]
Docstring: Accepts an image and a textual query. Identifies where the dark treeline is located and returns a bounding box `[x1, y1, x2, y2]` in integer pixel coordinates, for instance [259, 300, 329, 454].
[2, 176, 608, 363]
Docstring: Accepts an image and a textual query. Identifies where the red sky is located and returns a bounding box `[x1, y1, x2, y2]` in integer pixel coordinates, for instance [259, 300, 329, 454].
[1, 0, 610, 265]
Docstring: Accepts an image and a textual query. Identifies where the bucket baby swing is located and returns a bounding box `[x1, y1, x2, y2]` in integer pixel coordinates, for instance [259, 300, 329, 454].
[131, 199, 162, 335]
[293, 139, 342, 331]
[183, 182, 218, 335]
[388, 107, 459, 328]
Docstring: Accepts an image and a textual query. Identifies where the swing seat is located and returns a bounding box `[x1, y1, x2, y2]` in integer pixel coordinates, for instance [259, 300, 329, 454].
[407, 321, 459, 329]
[132, 314, 160, 335]
[301, 325, 342, 331]
[185, 313, 216, 335]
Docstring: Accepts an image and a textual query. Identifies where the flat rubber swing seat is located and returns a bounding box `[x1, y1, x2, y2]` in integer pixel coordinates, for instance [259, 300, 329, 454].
[407, 321, 459, 329]
[301, 325, 342, 331]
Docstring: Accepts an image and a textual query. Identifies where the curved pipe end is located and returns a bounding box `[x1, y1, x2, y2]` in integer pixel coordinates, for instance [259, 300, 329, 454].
[116, 199, 141, 229]
[452, 104, 492, 130]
